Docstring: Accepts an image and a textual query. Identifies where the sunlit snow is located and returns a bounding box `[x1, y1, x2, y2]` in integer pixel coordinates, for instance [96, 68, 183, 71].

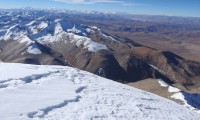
[0, 63, 199, 120]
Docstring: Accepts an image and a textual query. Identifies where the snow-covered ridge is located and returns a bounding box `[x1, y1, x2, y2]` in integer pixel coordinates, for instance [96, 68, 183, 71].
[0, 63, 199, 120]
[0, 11, 116, 52]
[35, 22, 108, 52]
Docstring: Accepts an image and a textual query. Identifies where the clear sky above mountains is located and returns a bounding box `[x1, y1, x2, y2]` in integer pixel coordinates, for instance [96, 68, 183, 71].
[0, 0, 199, 17]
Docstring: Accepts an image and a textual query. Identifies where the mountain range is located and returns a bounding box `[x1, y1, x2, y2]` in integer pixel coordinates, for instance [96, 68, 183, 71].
[0, 9, 200, 116]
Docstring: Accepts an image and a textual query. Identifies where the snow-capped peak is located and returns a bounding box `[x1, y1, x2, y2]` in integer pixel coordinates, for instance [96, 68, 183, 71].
[0, 10, 113, 52]
[54, 23, 63, 35]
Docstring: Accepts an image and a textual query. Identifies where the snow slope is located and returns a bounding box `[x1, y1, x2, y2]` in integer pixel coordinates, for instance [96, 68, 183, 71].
[0, 63, 200, 120]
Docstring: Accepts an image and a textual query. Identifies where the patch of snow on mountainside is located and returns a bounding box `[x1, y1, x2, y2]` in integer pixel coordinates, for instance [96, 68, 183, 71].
[54, 19, 61, 22]
[19, 36, 33, 45]
[68, 33, 108, 52]
[168, 86, 181, 93]
[26, 20, 36, 26]
[85, 28, 95, 34]
[87, 25, 118, 42]
[27, 21, 48, 34]
[171, 92, 200, 114]
[157, 79, 200, 114]
[3, 24, 30, 44]
[101, 32, 118, 42]
[27, 43, 42, 54]
[38, 21, 48, 29]
[3, 24, 18, 40]
[0, 63, 200, 120]
[158, 79, 169, 87]
[67, 25, 82, 34]
[54, 23, 63, 35]
[36, 23, 108, 52]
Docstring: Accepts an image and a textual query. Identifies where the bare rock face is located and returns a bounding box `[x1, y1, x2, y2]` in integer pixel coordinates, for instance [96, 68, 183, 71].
[0, 10, 200, 93]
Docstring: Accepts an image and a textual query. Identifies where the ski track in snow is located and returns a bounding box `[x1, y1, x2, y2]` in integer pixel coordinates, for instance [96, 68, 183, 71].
[0, 63, 200, 120]
[27, 70, 88, 119]
[0, 71, 59, 89]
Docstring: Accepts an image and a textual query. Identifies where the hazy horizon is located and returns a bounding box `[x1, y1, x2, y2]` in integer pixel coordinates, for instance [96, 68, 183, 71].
[0, 0, 200, 18]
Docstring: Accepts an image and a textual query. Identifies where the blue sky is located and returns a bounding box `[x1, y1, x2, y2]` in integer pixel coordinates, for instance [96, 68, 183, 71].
[0, 0, 199, 17]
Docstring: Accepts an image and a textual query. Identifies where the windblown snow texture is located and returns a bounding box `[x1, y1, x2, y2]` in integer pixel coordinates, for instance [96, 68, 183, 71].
[0, 63, 199, 120]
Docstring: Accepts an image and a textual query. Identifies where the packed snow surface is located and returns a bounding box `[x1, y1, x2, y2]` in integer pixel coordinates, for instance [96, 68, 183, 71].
[0, 63, 200, 120]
